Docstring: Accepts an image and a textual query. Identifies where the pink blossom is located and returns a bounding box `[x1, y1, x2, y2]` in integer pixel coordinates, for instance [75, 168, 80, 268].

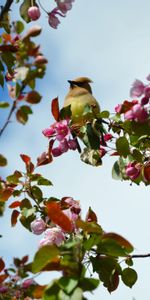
[63, 197, 81, 214]
[124, 109, 134, 120]
[48, 11, 61, 29]
[59, 139, 69, 153]
[146, 74, 150, 81]
[51, 147, 62, 157]
[55, 120, 70, 141]
[104, 133, 113, 141]
[55, 0, 75, 13]
[42, 126, 55, 138]
[30, 218, 46, 235]
[0, 286, 8, 293]
[39, 227, 65, 247]
[99, 147, 107, 157]
[125, 162, 141, 180]
[124, 103, 148, 122]
[115, 104, 122, 113]
[68, 139, 78, 150]
[28, 6, 41, 21]
[132, 104, 148, 122]
[63, 208, 79, 231]
[22, 278, 35, 289]
[130, 79, 145, 98]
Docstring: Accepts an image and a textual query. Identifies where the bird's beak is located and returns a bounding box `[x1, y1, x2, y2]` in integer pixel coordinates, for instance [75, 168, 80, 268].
[68, 80, 73, 84]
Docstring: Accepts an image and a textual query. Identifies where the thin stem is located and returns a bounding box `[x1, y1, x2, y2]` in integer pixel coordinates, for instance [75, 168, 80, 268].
[0, 0, 13, 22]
[0, 84, 26, 138]
[129, 253, 150, 259]
[0, 100, 17, 137]
[37, 0, 48, 14]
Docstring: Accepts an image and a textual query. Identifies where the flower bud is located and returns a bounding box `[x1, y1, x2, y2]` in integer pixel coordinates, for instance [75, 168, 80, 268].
[30, 218, 46, 235]
[125, 162, 140, 180]
[34, 55, 48, 65]
[22, 278, 35, 289]
[28, 6, 41, 21]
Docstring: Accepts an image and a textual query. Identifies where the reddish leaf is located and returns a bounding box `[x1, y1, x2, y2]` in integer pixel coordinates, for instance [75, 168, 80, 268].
[33, 285, 47, 299]
[20, 154, 31, 165]
[0, 274, 8, 284]
[21, 255, 29, 264]
[110, 152, 119, 156]
[0, 188, 13, 202]
[51, 97, 60, 121]
[102, 232, 133, 252]
[37, 151, 53, 167]
[2, 33, 12, 43]
[11, 210, 20, 227]
[46, 202, 72, 232]
[26, 91, 41, 104]
[0, 258, 5, 272]
[108, 270, 119, 293]
[0, 45, 18, 52]
[144, 164, 150, 182]
[86, 207, 98, 222]
[9, 201, 21, 208]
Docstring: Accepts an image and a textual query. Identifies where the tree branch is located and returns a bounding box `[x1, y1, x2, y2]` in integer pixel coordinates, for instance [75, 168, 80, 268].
[129, 253, 150, 259]
[0, 0, 14, 22]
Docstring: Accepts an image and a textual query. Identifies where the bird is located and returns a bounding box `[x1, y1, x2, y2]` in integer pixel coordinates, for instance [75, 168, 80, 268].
[64, 77, 100, 125]
[63, 77, 101, 151]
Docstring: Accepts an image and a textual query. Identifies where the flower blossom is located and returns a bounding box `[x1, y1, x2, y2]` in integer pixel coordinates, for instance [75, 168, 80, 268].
[39, 227, 65, 247]
[55, 0, 75, 14]
[130, 79, 145, 98]
[30, 218, 46, 235]
[125, 162, 141, 180]
[22, 279, 35, 289]
[124, 103, 148, 122]
[42, 120, 78, 157]
[28, 6, 41, 21]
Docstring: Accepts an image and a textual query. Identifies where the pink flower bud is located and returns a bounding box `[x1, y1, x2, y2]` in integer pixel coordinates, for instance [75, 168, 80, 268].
[30, 218, 46, 235]
[141, 96, 149, 106]
[104, 134, 113, 141]
[144, 86, 150, 98]
[124, 109, 134, 120]
[52, 147, 62, 157]
[125, 162, 140, 180]
[22, 278, 35, 289]
[28, 6, 41, 21]
[59, 139, 69, 153]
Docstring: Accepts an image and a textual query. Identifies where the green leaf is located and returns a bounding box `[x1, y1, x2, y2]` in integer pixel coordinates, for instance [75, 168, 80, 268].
[98, 110, 110, 118]
[31, 185, 43, 202]
[121, 268, 138, 288]
[20, 214, 35, 231]
[0, 72, 4, 87]
[0, 60, 4, 71]
[22, 207, 36, 218]
[21, 105, 33, 115]
[58, 278, 78, 294]
[37, 177, 53, 186]
[16, 108, 28, 124]
[15, 20, 25, 34]
[70, 287, 83, 300]
[60, 105, 72, 120]
[79, 278, 100, 291]
[7, 171, 22, 184]
[43, 281, 60, 300]
[116, 136, 130, 157]
[76, 219, 102, 234]
[0, 154, 7, 167]
[0, 12, 10, 33]
[132, 149, 143, 163]
[99, 239, 127, 257]
[20, 0, 31, 23]
[112, 161, 122, 180]
[32, 245, 59, 273]
[80, 148, 102, 167]
[83, 234, 100, 251]
[0, 102, 9, 108]
[83, 123, 100, 150]
[1, 52, 15, 73]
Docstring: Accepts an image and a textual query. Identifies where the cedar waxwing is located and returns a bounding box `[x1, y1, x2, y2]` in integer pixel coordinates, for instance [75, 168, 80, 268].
[64, 77, 100, 125]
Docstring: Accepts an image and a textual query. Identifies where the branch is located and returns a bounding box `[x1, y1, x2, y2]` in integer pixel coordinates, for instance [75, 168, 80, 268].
[129, 253, 150, 259]
[0, 0, 13, 22]
[0, 84, 25, 138]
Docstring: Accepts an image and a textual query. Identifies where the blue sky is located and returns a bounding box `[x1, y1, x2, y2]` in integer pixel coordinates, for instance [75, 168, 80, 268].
[0, 1, 150, 299]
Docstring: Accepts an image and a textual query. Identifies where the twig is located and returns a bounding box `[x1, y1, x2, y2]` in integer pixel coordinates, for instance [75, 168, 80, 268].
[129, 253, 150, 259]
[0, 0, 13, 22]
[0, 84, 25, 138]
